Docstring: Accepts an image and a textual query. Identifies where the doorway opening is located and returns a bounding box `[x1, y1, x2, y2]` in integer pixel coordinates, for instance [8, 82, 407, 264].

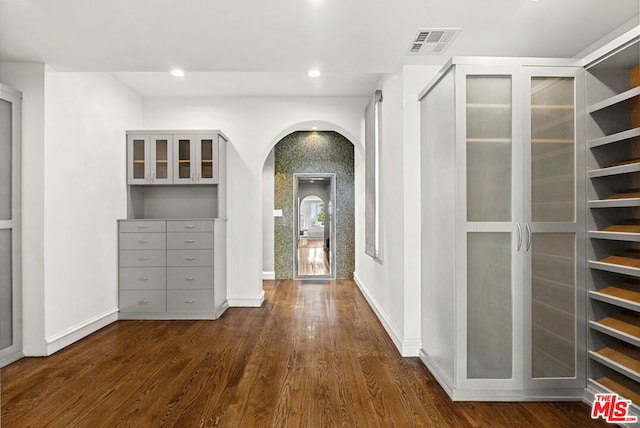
[294, 173, 336, 279]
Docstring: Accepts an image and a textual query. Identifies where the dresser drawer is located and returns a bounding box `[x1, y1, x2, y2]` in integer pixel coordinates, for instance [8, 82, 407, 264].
[167, 232, 214, 250]
[167, 250, 213, 267]
[119, 220, 166, 233]
[167, 267, 214, 290]
[167, 220, 214, 233]
[120, 290, 166, 313]
[119, 233, 167, 250]
[120, 250, 166, 267]
[167, 290, 214, 313]
[120, 267, 167, 290]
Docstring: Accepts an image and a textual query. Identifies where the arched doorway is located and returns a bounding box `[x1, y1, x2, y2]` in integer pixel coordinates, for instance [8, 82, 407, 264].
[263, 130, 355, 280]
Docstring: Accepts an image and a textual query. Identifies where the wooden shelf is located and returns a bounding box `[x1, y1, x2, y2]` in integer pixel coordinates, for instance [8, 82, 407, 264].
[589, 159, 640, 178]
[590, 282, 640, 312]
[531, 138, 573, 144]
[178, 160, 191, 163]
[590, 313, 640, 347]
[201, 160, 213, 163]
[590, 343, 640, 383]
[604, 220, 640, 233]
[531, 104, 574, 110]
[155, 160, 168, 164]
[601, 250, 640, 269]
[588, 86, 640, 114]
[588, 127, 640, 148]
[133, 160, 145, 164]
[592, 374, 640, 406]
[590, 222, 640, 242]
[589, 190, 640, 208]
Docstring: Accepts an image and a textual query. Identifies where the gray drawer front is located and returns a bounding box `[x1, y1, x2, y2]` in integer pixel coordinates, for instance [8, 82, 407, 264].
[167, 232, 214, 250]
[119, 233, 167, 250]
[120, 250, 166, 267]
[120, 290, 166, 313]
[167, 220, 214, 233]
[120, 267, 167, 290]
[167, 250, 213, 267]
[167, 267, 214, 290]
[167, 290, 214, 313]
[119, 221, 166, 233]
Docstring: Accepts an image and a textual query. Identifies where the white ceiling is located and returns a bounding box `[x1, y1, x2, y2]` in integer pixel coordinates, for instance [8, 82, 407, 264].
[1, 0, 638, 96]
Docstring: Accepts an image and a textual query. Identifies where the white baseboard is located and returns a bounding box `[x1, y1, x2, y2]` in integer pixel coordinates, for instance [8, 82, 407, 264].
[262, 271, 275, 280]
[228, 290, 265, 307]
[45, 308, 119, 355]
[419, 349, 455, 399]
[353, 272, 419, 357]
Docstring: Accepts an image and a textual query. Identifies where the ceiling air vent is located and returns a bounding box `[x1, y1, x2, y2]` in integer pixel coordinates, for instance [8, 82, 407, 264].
[407, 28, 461, 55]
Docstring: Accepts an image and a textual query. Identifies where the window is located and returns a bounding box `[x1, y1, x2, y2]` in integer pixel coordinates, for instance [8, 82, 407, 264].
[365, 90, 382, 259]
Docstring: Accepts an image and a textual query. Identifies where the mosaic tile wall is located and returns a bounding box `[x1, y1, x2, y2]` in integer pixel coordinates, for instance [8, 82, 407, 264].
[274, 131, 355, 279]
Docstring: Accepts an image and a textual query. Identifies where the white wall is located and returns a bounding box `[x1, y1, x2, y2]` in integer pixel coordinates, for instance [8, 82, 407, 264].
[0, 62, 47, 355]
[142, 97, 367, 306]
[42, 72, 143, 352]
[353, 66, 440, 357]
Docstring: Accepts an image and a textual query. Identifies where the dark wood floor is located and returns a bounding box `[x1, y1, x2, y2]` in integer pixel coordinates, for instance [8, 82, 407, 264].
[1, 280, 605, 427]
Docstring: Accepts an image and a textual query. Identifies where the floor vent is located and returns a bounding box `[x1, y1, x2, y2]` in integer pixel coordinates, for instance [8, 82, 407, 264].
[407, 28, 461, 55]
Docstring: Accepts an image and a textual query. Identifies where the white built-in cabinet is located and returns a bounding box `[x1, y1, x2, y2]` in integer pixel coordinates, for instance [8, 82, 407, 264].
[120, 130, 228, 320]
[419, 58, 585, 400]
[0, 84, 22, 368]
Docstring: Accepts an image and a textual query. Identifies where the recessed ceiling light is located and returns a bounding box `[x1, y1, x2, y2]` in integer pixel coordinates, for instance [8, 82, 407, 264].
[308, 70, 321, 78]
[170, 69, 185, 77]
[311, 126, 318, 130]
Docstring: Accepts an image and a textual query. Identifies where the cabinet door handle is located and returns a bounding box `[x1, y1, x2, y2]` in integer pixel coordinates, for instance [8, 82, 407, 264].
[184, 239, 196, 243]
[516, 223, 522, 251]
[525, 223, 532, 252]
[138, 276, 149, 281]
[138, 300, 149, 305]
[138, 240, 149, 244]
[138, 257, 149, 261]
[185, 300, 195, 304]
[185, 277, 196, 281]
[184, 257, 196, 261]
[137, 225, 149, 229]
[185, 225, 196, 229]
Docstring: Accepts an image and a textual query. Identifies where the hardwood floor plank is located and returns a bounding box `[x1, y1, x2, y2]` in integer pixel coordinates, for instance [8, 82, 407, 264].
[1, 280, 607, 427]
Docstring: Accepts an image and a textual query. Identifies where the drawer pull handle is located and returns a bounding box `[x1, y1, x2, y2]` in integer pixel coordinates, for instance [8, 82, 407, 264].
[138, 240, 149, 244]
[184, 257, 196, 261]
[185, 225, 196, 229]
[185, 277, 196, 281]
[138, 300, 149, 305]
[185, 240, 196, 243]
[138, 276, 149, 281]
[138, 257, 149, 261]
[137, 226, 149, 229]
[185, 300, 195, 304]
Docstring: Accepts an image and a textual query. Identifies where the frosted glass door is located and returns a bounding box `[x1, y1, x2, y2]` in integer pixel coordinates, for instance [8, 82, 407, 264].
[128, 137, 148, 184]
[527, 73, 581, 385]
[0, 99, 10, 220]
[467, 233, 512, 379]
[0, 98, 12, 352]
[466, 76, 512, 222]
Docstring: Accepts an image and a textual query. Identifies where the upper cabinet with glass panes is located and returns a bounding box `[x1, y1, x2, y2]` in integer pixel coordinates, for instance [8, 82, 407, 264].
[127, 132, 221, 185]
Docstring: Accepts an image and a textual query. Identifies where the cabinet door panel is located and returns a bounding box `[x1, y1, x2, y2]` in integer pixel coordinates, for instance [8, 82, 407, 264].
[173, 136, 195, 184]
[466, 76, 513, 222]
[150, 136, 173, 184]
[0, 99, 11, 220]
[0, 230, 12, 350]
[128, 136, 148, 184]
[531, 233, 576, 378]
[467, 232, 512, 379]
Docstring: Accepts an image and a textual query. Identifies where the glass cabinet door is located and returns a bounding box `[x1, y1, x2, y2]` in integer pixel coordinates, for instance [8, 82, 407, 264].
[197, 136, 217, 184]
[150, 136, 173, 184]
[464, 73, 517, 383]
[128, 136, 148, 184]
[173, 136, 196, 184]
[526, 72, 583, 387]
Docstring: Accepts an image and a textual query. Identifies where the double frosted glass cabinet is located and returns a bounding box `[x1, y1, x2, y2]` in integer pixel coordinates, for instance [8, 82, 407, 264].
[120, 130, 228, 320]
[419, 59, 585, 400]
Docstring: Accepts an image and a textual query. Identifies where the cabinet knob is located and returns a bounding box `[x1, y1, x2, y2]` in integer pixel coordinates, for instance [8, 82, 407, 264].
[138, 300, 149, 305]
[184, 239, 196, 243]
[184, 257, 196, 261]
[185, 225, 196, 229]
[185, 300, 195, 304]
[138, 276, 149, 281]
[185, 277, 196, 281]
